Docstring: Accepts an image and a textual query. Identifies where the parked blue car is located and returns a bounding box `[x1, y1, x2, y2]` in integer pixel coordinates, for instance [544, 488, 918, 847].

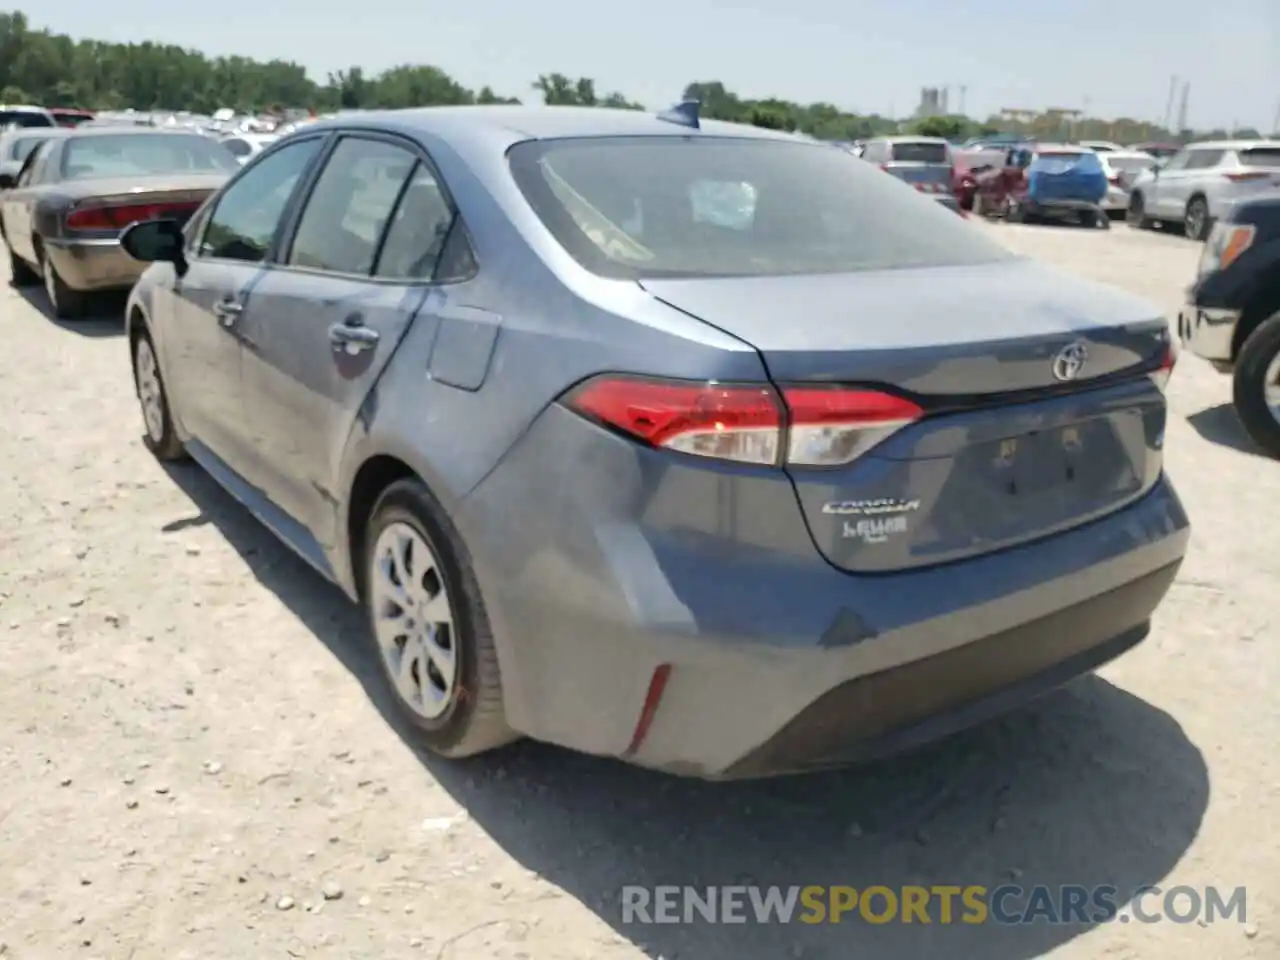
[119, 104, 1188, 779]
[1011, 145, 1112, 228]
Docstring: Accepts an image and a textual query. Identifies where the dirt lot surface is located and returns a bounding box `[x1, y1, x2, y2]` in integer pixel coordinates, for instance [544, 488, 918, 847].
[0, 222, 1276, 960]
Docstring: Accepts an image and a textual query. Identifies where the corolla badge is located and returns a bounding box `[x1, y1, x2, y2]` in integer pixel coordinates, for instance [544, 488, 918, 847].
[1052, 340, 1089, 382]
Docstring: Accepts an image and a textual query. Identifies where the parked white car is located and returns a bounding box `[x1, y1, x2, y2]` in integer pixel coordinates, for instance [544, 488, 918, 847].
[1127, 139, 1280, 239]
[1098, 151, 1159, 216]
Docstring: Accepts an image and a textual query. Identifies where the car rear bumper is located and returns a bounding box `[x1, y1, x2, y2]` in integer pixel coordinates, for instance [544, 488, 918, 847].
[43, 237, 144, 292]
[1025, 198, 1103, 214]
[1177, 303, 1237, 364]
[458, 404, 1191, 779]
[1101, 187, 1129, 211]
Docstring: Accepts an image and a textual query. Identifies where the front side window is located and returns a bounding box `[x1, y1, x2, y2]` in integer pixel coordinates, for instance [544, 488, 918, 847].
[61, 133, 240, 181]
[509, 136, 1016, 280]
[222, 138, 252, 158]
[287, 137, 418, 275]
[200, 138, 322, 263]
[890, 141, 949, 164]
[1161, 151, 1191, 172]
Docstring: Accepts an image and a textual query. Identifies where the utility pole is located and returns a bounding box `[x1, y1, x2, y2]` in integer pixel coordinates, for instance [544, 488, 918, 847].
[1176, 80, 1189, 137]
[1163, 75, 1178, 133]
[1273, 99, 1280, 135]
[959, 85, 967, 117]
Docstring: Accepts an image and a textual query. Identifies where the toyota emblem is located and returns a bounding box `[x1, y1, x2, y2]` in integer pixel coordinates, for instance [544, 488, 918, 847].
[1052, 341, 1089, 382]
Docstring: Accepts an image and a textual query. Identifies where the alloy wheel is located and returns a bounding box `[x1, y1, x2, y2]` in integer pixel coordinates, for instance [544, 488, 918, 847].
[134, 338, 165, 442]
[1265, 352, 1280, 428]
[369, 521, 457, 720]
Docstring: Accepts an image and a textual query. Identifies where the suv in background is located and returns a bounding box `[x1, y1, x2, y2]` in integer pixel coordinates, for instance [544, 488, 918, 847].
[859, 136, 961, 212]
[1127, 140, 1280, 240]
[0, 105, 55, 129]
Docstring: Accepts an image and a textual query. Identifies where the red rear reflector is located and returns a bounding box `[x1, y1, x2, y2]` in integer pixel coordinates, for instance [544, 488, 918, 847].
[1149, 342, 1177, 392]
[1108, 175, 1122, 186]
[562, 375, 922, 467]
[622, 664, 672, 758]
[782, 386, 923, 466]
[65, 201, 200, 232]
[1224, 171, 1270, 183]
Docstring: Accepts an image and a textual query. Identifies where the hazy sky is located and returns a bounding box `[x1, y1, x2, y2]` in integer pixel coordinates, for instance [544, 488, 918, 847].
[37, 0, 1280, 130]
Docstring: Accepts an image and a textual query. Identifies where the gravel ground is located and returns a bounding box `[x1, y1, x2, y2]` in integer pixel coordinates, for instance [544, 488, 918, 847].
[0, 222, 1275, 960]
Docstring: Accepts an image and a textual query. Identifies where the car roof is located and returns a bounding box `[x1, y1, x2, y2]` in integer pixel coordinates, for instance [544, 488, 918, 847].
[301, 105, 802, 146]
[57, 126, 212, 140]
[875, 135, 950, 144]
[1184, 139, 1280, 150]
[1033, 143, 1089, 153]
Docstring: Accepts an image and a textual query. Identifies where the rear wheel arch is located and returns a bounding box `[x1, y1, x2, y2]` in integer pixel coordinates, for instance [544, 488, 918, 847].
[346, 454, 420, 598]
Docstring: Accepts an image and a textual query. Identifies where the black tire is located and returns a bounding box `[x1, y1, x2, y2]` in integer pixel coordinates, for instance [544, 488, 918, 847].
[1004, 196, 1023, 223]
[1127, 192, 1151, 229]
[1233, 311, 1280, 458]
[1095, 209, 1112, 230]
[360, 479, 516, 758]
[8, 248, 38, 286]
[1185, 196, 1211, 242]
[38, 242, 91, 319]
[130, 328, 187, 461]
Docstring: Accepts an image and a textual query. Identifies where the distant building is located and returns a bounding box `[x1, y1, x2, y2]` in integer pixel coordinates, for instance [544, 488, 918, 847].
[916, 87, 942, 117]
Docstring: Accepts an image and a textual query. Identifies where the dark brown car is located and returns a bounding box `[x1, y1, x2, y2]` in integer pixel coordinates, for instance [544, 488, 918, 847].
[0, 127, 238, 318]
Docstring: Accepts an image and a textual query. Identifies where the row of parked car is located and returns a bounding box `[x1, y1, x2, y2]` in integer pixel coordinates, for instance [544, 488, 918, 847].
[850, 134, 1280, 241]
[0, 101, 1200, 781]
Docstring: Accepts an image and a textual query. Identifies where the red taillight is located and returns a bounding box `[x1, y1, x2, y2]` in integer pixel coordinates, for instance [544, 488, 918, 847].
[782, 386, 923, 466]
[562, 375, 922, 468]
[879, 163, 890, 172]
[1224, 171, 1270, 183]
[65, 201, 201, 232]
[1149, 342, 1177, 392]
[1108, 174, 1122, 186]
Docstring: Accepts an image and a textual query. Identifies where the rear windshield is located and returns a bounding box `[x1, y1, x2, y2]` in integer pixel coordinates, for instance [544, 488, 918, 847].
[1035, 151, 1102, 170]
[1108, 156, 1157, 174]
[1240, 148, 1280, 168]
[60, 133, 239, 180]
[0, 110, 53, 129]
[889, 141, 950, 164]
[508, 136, 1014, 280]
[7, 135, 48, 161]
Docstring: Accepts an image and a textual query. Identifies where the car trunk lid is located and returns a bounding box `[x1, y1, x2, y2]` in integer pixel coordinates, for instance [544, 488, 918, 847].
[59, 173, 227, 235]
[640, 259, 1172, 573]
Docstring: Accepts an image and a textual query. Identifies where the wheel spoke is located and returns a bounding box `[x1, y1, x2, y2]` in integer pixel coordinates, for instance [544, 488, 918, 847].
[422, 625, 455, 688]
[395, 640, 422, 702]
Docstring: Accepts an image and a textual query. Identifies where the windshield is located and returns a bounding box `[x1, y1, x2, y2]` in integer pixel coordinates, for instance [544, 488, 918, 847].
[60, 133, 239, 180]
[508, 136, 1014, 280]
[7, 136, 48, 161]
[889, 141, 949, 164]
[1240, 148, 1280, 169]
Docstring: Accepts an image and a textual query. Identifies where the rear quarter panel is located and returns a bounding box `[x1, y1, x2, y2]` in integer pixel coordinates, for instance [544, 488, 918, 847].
[335, 123, 770, 577]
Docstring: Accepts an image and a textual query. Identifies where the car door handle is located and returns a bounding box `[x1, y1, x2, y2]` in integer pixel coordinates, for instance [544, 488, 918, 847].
[212, 299, 243, 327]
[328, 316, 379, 353]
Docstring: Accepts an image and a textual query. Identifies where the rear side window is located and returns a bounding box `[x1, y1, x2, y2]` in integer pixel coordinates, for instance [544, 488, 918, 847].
[8, 136, 47, 161]
[1240, 148, 1280, 168]
[508, 136, 1014, 280]
[1184, 150, 1224, 170]
[890, 141, 949, 164]
[287, 137, 417, 275]
[1034, 151, 1102, 172]
[374, 163, 459, 280]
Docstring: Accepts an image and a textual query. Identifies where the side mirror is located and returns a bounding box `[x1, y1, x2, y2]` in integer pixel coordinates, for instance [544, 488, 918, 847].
[0, 173, 15, 190]
[120, 218, 186, 272]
